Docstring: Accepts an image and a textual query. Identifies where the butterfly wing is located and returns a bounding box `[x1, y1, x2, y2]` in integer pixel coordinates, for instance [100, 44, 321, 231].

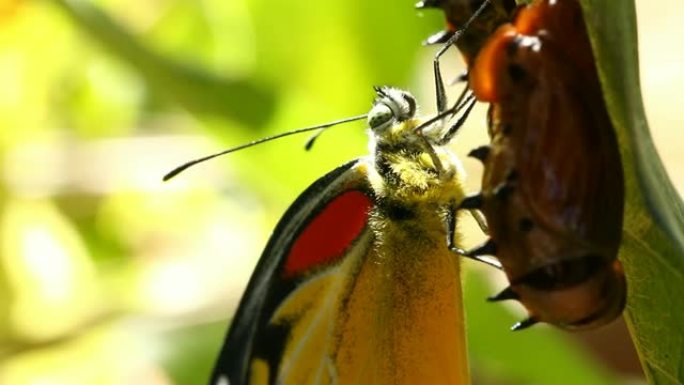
[210, 158, 376, 385]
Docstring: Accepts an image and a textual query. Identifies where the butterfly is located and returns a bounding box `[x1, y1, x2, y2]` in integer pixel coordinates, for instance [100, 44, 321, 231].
[422, 0, 627, 330]
[165, 86, 496, 385]
[164, 1, 627, 384]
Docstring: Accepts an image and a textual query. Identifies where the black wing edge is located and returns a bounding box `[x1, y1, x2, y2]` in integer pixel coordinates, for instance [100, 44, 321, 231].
[209, 158, 372, 385]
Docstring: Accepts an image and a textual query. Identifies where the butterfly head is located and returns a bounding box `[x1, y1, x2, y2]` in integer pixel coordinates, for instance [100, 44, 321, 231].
[368, 87, 418, 134]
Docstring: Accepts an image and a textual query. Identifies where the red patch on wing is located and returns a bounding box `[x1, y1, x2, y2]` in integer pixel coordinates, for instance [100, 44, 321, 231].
[283, 190, 372, 278]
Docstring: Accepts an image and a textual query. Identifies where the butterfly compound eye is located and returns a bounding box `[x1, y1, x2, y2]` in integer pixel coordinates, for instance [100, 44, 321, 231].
[368, 102, 394, 131]
[368, 87, 418, 131]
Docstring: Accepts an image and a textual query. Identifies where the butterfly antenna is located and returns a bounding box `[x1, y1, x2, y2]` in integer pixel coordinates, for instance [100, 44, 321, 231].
[163, 114, 368, 181]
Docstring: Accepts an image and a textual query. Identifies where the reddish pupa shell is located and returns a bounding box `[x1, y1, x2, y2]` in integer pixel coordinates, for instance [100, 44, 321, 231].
[466, 0, 626, 330]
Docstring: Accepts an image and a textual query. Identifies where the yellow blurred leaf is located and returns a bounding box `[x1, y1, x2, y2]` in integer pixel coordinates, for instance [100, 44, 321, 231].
[1, 199, 102, 341]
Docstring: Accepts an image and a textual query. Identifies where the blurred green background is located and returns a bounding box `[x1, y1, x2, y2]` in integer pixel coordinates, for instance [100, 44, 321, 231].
[0, 0, 679, 384]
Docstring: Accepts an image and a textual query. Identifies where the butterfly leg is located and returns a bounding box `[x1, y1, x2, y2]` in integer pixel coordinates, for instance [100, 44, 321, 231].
[421, 28, 456, 47]
[427, 39, 482, 147]
[414, 12, 481, 174]
[435, 94, 478, 145]
[430, 28, 475, 137]
[469, 209, 489, 235]
[412, 94, 477, 177]
[445, 201, 501, 269]
[425, 0, 492, 120]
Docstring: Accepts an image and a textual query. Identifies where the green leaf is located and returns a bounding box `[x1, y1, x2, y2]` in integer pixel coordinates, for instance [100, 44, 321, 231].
[580, 1, 684, 384]
[52, 0, 276, 128]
